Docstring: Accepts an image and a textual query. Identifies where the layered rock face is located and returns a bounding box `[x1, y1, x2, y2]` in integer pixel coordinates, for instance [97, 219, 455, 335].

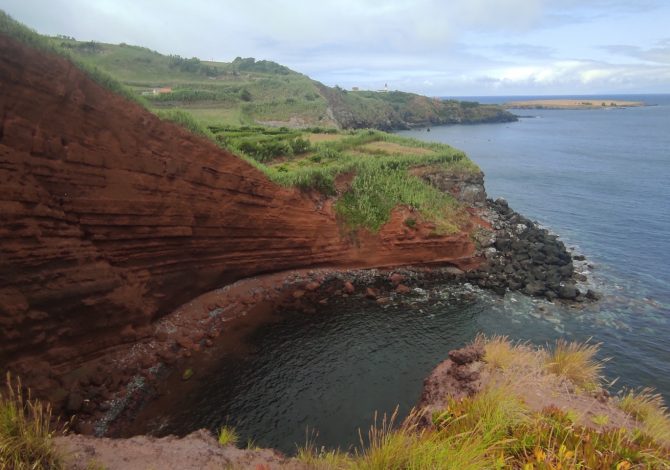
[412, 167, 487, 207]
[0, 36, 479, 377]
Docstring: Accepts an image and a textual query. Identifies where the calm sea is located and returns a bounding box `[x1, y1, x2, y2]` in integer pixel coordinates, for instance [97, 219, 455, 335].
[399, 93, 670, 395]
[133, 94, 670, 454]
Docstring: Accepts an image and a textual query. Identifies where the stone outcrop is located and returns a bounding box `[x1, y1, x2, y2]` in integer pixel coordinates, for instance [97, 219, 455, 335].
[468, 198, 581, 300]
[0, 35, 481, 391]
[412, 167, 487, 207]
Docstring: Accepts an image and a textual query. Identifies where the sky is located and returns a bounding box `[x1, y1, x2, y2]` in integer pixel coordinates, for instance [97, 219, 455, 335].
[2, 0, 669, 96]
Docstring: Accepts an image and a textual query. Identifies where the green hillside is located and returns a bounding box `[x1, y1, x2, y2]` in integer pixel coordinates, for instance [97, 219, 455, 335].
[53, 36, 516, 130]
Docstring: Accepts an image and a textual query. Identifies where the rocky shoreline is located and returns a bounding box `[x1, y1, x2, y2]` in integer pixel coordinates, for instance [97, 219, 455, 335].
[470, 197, 600, 302]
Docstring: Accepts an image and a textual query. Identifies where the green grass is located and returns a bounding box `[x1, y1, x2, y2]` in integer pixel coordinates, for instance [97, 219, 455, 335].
[618, 388, 670, 446]
[0, 11, 482, 235]
[296, 339, 670, 469]
[155, 109, 216, 141]
[202, 126, 477, 233]
[545, 339, 604, 390]
[217, 426, 239, 447]
[32, 21, 514, 130]
[0, 374, 64, 470]
[0, 11, 146, 108]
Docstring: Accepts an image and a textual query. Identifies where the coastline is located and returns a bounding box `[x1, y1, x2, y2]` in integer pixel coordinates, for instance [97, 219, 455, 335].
[504, 98, 646, 109]
[51, 196, 594, 441]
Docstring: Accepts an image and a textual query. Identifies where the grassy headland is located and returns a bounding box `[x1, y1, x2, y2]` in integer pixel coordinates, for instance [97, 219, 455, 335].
[49, 34, 516, 130]
[206, 125, 477, 233]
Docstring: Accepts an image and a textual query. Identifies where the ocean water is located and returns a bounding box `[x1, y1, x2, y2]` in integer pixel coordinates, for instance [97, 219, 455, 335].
[132, 95, 670, 454]
[398, 93, 670, 396]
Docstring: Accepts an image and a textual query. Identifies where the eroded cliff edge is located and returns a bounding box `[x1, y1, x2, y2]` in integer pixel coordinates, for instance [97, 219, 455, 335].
[0, 35, 482, 396]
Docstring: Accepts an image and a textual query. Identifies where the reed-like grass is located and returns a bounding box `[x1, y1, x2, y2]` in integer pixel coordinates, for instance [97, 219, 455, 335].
[217, 425, 239, 447]
[0, 374, 63, 470]
[545, 339, 604, 390]
[618, 388, 670, 446]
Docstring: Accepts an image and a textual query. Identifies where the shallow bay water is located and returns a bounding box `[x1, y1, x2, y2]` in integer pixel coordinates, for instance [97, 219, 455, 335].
[132, 95, 670, 454]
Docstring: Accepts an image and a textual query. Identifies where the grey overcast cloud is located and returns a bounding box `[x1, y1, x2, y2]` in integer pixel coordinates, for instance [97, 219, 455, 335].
[2, 0, 669, 96]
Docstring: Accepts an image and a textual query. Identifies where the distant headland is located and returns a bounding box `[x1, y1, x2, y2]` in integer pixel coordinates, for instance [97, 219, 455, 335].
[505, 99, 646, 109]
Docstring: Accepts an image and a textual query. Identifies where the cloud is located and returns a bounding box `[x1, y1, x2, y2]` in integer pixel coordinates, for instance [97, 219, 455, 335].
[481, 43, 557, 59]
[2, 0, 669, 95]
[453, 59, 670, 94]
[601, 41, 670, 64]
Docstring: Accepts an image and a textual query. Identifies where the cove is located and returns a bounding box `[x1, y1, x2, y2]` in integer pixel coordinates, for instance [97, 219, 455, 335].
[121, 275, 658, 455]
[122, 95, 670, 455]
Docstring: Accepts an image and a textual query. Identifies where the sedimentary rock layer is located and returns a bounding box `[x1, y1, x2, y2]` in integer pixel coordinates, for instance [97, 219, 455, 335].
[0, 35, 478, 379]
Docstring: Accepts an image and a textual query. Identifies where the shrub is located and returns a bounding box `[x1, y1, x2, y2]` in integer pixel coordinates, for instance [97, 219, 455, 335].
[290, 137, 311, 155]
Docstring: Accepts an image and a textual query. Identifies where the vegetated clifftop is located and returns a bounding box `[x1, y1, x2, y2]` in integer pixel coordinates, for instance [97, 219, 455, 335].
[0, 34, 482, 391]
[56, 37, 517, 129]
[316, 84, 517, 130]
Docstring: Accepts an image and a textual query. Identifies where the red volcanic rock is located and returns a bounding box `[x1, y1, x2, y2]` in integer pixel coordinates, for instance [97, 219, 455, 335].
[291, 289, 306, 299]
[304, 281, 320, 292]
[0, 34, 481, 397]
[343, 281, 355, 294]
[389, 273, 406, 286]
[365, 287, 380, 300]
[395, 284, 411, 294]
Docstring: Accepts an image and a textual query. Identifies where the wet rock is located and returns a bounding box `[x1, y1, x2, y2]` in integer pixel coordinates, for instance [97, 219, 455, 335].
[558, 283, 578, 300]
[545, 290, 558, 301]
[523, 281, 546, 296]
[492, 285, 507, 296]
[586, 289, 602, 301]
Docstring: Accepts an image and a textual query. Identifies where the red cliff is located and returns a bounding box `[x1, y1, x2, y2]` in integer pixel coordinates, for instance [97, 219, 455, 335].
[0, 35, 479, 391]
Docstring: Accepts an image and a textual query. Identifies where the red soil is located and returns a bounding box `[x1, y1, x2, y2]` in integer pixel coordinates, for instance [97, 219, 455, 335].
[0, 34, 483, 408]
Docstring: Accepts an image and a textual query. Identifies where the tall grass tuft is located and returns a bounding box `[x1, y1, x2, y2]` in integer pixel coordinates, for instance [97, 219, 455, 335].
[545, 339, 604, 389]
[0, 373, 63, 469]
[217, 425, 239, 447]
[618, 388, 670, 446]
[355, 408, 492, 470]
[479, 334, 544, 371]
